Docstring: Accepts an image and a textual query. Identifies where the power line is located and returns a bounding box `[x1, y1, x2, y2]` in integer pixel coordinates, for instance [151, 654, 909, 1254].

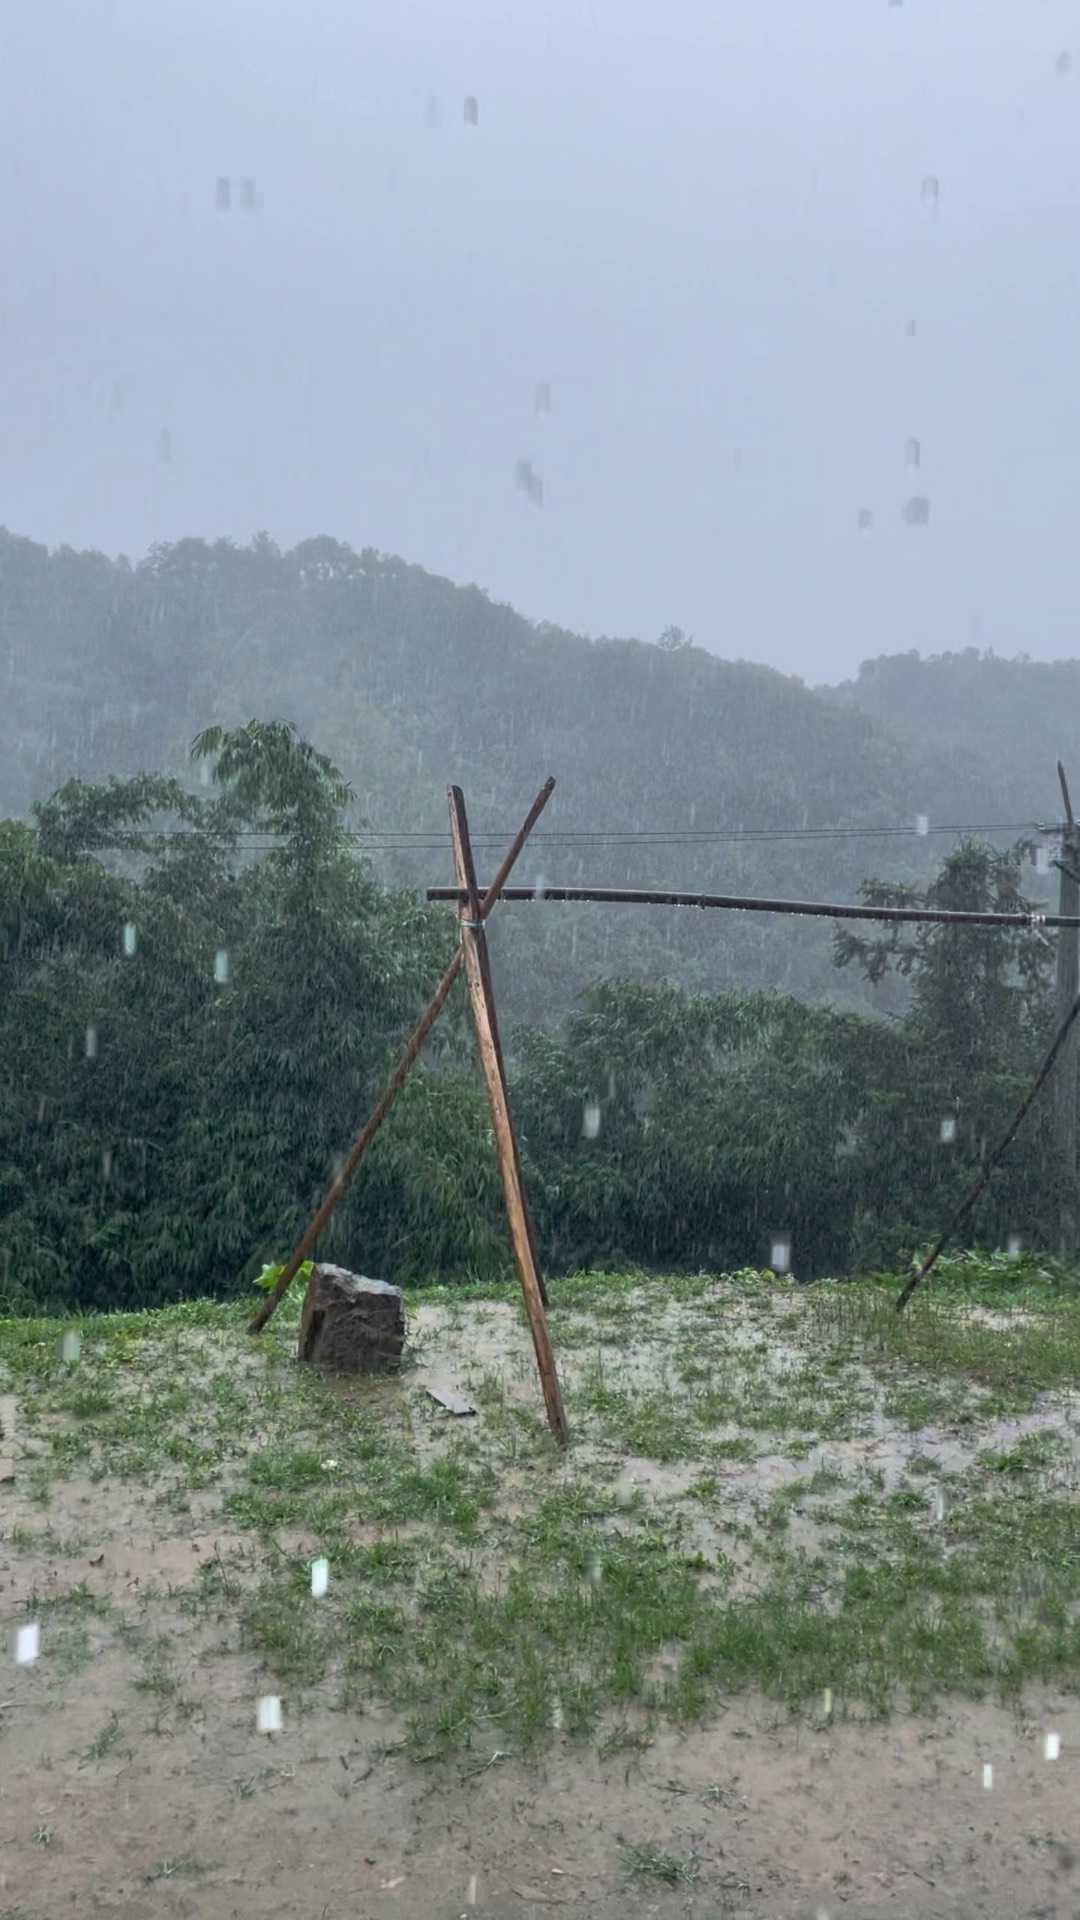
[94, 819, 1038, 849]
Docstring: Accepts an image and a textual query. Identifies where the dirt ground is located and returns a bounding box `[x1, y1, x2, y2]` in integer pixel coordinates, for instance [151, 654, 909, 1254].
[2, 1284, 1079, 1919]
[2, 1622, 1078, 1920]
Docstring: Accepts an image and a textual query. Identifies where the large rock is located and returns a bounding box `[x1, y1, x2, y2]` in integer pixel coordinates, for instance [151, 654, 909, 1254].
[298, 1265, 406, 1374]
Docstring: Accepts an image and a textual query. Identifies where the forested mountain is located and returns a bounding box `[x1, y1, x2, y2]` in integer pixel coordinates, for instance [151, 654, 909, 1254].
[0, 526, 1065, 1024]
[830, 651, 1080, 827]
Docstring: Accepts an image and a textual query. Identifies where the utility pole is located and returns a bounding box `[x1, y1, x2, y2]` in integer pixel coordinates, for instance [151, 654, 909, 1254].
[1049, 762, 1080, 1253]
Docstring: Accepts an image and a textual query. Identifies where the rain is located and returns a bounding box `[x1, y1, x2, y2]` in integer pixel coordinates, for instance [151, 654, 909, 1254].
[2, 4, 1079, 1916]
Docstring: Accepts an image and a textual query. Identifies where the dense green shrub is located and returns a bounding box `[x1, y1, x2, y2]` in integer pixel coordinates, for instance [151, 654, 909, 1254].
[0, 727, 1063, 1313]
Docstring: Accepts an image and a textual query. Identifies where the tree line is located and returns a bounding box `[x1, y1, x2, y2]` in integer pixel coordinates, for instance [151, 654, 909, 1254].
[0, 723, 1062, 1316]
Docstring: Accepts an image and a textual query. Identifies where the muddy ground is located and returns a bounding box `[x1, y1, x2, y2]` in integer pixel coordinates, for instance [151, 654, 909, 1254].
[2, 1279, 1078, 1919]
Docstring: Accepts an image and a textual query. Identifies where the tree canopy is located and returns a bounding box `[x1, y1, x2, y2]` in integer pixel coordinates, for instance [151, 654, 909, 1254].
[0, 724, 1062, 1314]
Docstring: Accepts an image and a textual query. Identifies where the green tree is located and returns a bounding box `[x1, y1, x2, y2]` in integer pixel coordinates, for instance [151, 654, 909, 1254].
[0, 723, 494, 1314]
[833, 839, 1056, 1262]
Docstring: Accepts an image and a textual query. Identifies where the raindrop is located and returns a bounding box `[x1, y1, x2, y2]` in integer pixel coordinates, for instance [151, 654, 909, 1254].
[931, 1488, 946, 1522]
[515, 457, 534, 493]
[982, 1763, 994, 1789]
[916, 814, 929, 836]
[905, 437, 921, 471]
[1036, 844, 1050, 875]
[240, 178, 258, 211]
[906, 318, 917, 338]
[535, 382, 551, 414]
[551, 1693, 564, 1730]
[464, 96, 479, 126]
[822, 1687, 833, 1717]
[424, 95, 440, 128]
[123, 921, 137, 957]
[770, 1239, 791, 1274]
[15, 1623, 40, 1665]
[1045, 1731, 1061, 1760]
[60, 1331, 82, 1365]
[858, 508, 873, 533]
[582, 1097, 601, 1140]
[614, 1476, 635, 1508]
[527, 473, 544, 508]
[311, 1557, 329, 1599]
[533, 874, 547, 900]
[920, 174, 939, 210]
[584, 1548, 602, 1585]
[216, 176, 231, 211]
[903, 496, 930, 528]
[1056, 51, 1071, 78]
[101, 1148, 113, 1181]
[214, 949, 230, 984]
[199, 759, 212, 787]
[85, 1025, 98, 1060]
[257, 1695, 282, 1733]
[158, 429, 172, 465]
[1007, 1233, 1023, 1259]
[940, 1117, 956, 1144]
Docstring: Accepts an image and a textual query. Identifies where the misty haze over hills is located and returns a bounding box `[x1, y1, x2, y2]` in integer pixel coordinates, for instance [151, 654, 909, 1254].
[4, 2, 1080, 678]
[2, 524, 1071, 1025]
[4, 1, 1079, 1018]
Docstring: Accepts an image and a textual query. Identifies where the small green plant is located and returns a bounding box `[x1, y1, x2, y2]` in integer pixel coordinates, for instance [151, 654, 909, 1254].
[623, 1843, 699, 1886]
[253, 1260, 313, 1294]
[147, 1855, 216, 1882]
[83, 1712, 123, 1764]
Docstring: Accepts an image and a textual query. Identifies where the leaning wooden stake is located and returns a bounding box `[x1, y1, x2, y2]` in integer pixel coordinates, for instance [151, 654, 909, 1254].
[896, 987, 1080, 1312]
[448, 784, 570, 1445]
[248, 776, 555, 1334]
[1052, 762, 1080, 1251]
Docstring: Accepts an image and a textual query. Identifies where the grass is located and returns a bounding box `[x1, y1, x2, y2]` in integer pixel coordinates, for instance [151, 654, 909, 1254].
[3, 1262, 1080, 1759]
[83, 1712, 123, 1764]
[623, 1842, 700, 1885]
[146, 1855, 218, 1882]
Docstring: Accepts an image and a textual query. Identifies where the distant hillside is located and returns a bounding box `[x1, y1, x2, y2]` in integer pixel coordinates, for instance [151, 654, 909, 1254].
[0, 527, 1064, 1022]
[830, 650, 1080, 826]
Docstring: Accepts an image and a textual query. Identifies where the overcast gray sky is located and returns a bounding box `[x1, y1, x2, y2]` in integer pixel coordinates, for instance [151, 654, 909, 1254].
[2, 0, 1078, 680]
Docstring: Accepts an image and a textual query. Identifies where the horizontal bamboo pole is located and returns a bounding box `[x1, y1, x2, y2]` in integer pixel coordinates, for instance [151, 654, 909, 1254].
[427, 884, 1079, 930]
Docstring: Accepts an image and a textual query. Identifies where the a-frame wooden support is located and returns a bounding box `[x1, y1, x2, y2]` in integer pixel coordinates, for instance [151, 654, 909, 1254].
[448, 785, 568, 1444]
[248, 775, 568, 1441]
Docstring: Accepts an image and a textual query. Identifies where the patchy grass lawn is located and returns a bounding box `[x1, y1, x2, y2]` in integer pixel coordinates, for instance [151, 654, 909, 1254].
[3, 1265, 1080, 1770]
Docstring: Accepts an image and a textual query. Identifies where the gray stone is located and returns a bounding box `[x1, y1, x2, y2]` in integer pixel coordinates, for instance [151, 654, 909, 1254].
[297, 1265, 406, 1374]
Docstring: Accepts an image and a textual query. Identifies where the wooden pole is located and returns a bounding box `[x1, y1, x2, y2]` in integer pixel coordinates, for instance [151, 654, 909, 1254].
[441, 825, 549, 1306]
[248, 776, 555, 1334]
[1053, 762, 1079, 1254]
[448, 784, 570, 1445]
[895, 986, 1080, 1311]
[426, 882, 1080, 929]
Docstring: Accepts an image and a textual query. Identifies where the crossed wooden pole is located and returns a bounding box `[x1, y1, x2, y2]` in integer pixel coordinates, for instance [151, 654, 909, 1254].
[248, 777, 569, 1446]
